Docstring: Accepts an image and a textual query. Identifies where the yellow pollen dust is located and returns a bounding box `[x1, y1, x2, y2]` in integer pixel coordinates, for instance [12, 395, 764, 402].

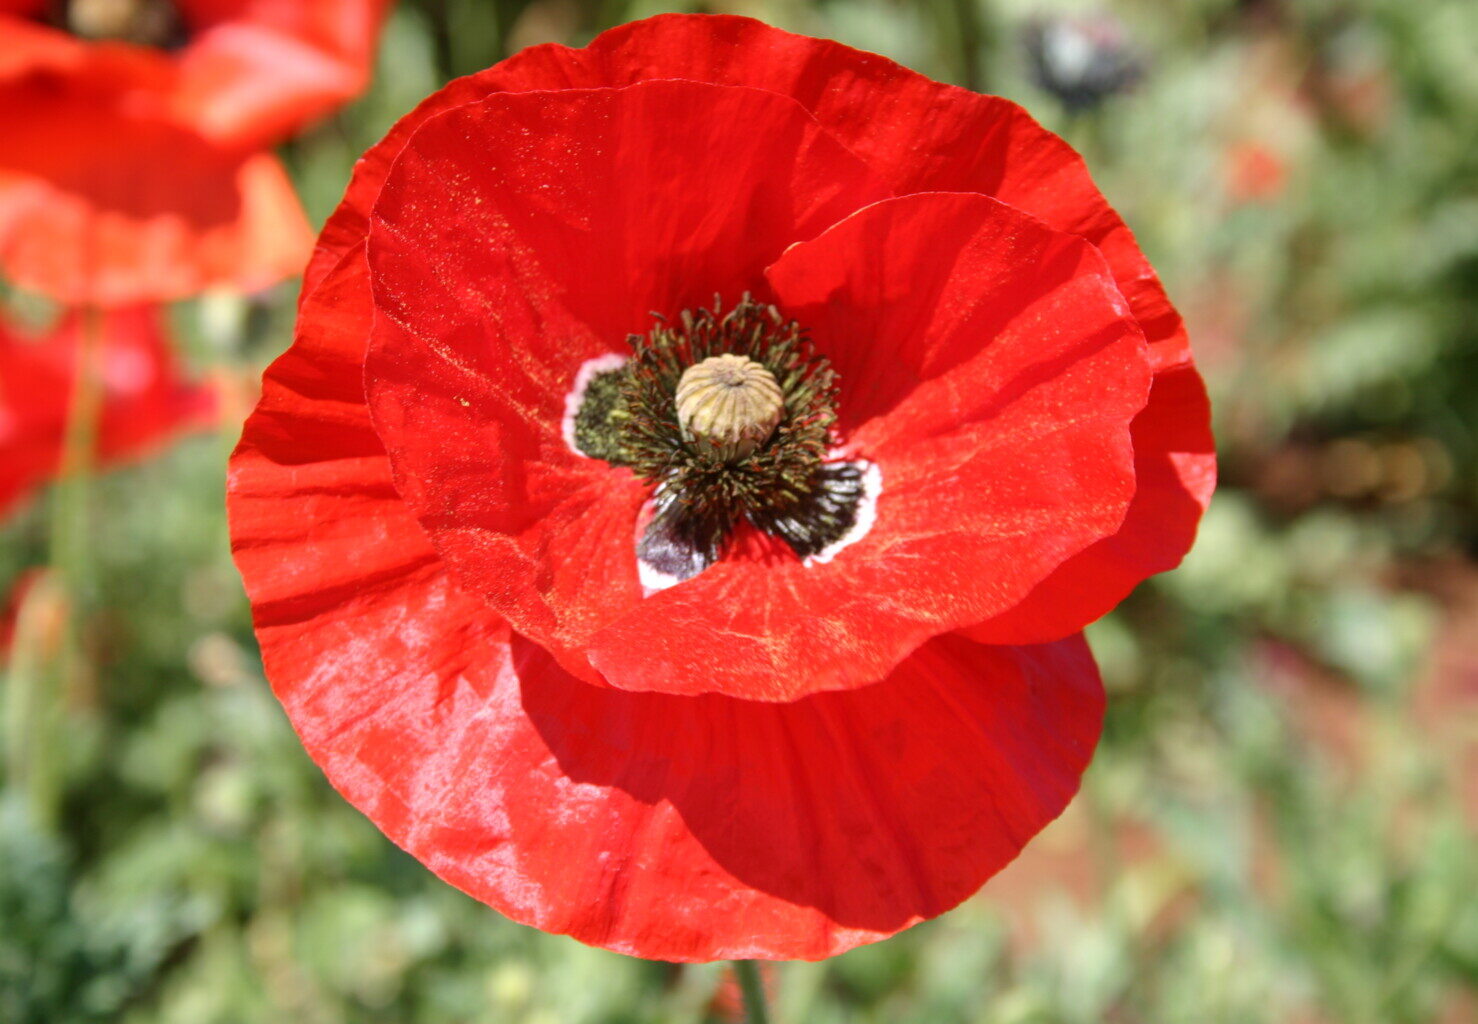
[675, 354, 785, 462]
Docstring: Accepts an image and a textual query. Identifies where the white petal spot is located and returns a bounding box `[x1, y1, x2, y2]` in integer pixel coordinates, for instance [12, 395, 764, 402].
[561, 352, 629, 456]
[638, 559, 686, 596]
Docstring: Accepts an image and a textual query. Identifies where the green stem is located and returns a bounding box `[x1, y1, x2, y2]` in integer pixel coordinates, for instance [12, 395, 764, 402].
[5, 572, 74, 831]
[950, 0, 985, 92]
[733, 960, 771, 1024]
[18, 306, 105, 828]
[52, 306, 103, 597]
[932, 0, 995, 93]
[3, 576, 54, 822]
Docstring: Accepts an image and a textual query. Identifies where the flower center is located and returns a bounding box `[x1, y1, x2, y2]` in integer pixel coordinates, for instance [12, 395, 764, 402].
[675, 353, 784, 463]
[57, 0, 183, 47]
[572, 296, 870, 582]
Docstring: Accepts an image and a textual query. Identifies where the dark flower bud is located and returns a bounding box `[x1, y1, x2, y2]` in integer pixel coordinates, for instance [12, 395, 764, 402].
[1023, 14, 1144, 111]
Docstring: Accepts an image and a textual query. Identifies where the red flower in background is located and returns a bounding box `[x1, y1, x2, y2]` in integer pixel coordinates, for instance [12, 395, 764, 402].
[229, 15, 1215, 961]
[1227, 141, 1288, 204]
[0, 0, 391, 303]
[0, 304, 216, 515]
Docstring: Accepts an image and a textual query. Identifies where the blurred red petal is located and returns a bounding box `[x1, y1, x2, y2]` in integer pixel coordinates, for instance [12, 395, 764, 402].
[0, 304, 215, 516]
[588, 192, 1151, 698]
[0, 0, 386, 302]
[0, 77, 312, 304]
[175, 0, 391, 149]
[363, 80, 890, 688]
[0, 17, 88, 81]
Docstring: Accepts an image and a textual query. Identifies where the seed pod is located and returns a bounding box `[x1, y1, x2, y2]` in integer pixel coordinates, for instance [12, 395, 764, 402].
[675, 353, 784, 462]
[67, 0, 180, 46]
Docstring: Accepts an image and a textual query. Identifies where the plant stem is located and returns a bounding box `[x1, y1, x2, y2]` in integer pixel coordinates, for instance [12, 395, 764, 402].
[733, 960, 771, 1024]
[931, 0, 996, 92]
[950, 0, 985, 92]
[22, 305, 105, 828]
[52, 306, 103, 599]
[2, 575, 58, 824]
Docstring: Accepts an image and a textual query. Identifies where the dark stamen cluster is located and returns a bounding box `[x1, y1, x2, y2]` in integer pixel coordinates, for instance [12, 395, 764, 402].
[574, 296, 865, 579]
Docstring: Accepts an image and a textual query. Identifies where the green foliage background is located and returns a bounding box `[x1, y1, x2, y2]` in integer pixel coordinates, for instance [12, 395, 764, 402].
[3, 1, 1476, 1021]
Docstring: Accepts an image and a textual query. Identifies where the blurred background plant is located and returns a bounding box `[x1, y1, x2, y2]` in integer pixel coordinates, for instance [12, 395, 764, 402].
[1, 0, 1475, 1021]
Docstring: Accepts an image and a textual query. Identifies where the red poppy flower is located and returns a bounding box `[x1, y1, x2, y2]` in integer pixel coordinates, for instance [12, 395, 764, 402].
[1227, 141, 1288, 204]
[0, 0, 391, 303]
[0, 304, 216, 516]
[229, 14, 1215, 961]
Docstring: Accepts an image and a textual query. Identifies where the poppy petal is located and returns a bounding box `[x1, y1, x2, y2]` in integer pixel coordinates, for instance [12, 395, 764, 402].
[363, 79, 891, 685]
[571, 14, 1216, 642]
[0, 79, 313, 303]
[301, 13, 1212, 643]
[228, 244, 459, 661]
[585, 191, 1151, 700]
[0, 0, 385, 303]
[299, 68, 514, 302]
[513, 12, 1216, 643]
[0, 16, 88, 82]
[85, 305, 217, 461]
[451, 630, 1101, 962]
[266, 559, 1103, 964]
[964, 361, 1214, 643]
[176, 0, 391, 149]
[0, 304, 215, 517]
